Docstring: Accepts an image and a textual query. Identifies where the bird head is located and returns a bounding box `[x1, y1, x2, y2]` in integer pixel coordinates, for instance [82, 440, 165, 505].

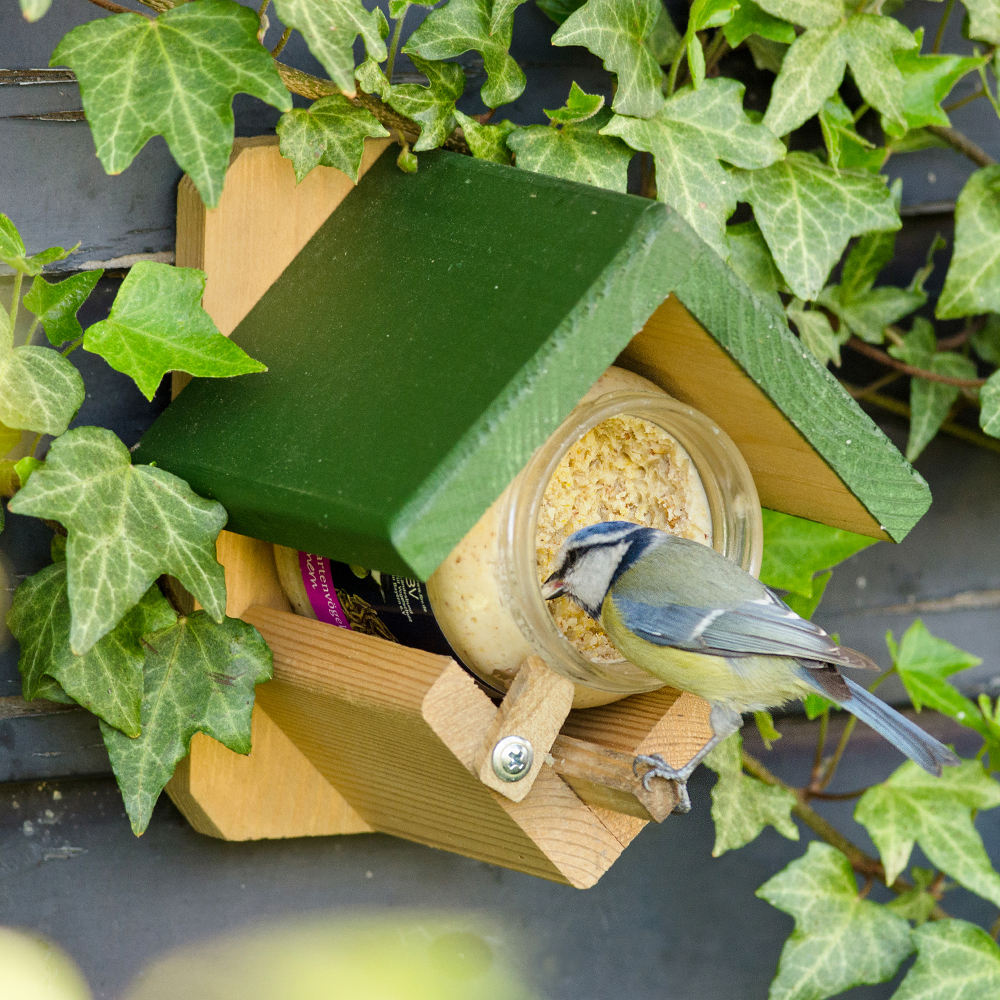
[540, 521, 657, 620]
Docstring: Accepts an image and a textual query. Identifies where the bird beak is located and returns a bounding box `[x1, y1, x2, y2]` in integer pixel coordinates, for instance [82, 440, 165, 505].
[540, 574, 565, 600]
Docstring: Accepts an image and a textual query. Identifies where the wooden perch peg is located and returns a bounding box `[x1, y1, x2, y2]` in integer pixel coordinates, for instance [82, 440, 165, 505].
[474, 656, 575, 803]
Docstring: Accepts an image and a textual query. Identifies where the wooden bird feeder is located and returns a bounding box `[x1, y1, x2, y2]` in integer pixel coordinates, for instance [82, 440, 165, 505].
[136, 137, 930, 888]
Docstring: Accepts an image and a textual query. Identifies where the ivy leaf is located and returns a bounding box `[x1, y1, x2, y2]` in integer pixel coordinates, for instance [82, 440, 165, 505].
[8, 427, 228, 655]
[453, 110, 517, 164]
[489, 0, 529, 35]
[277, 96, 390, 184]
[682, 0, 740, 88]
[355, 57, 391, 100]
[889, 620, 987, 736]
[52, 0, 291, 209]
[537, 0, 584, 24]
[787, 299, 847, 367]
[23, 271, 103, 347]
[404, 0, 524, 108]
[894, 919, 1000, 999]
[101, 612, 272, 834]
[818, 92, 875, 172]
[603, 77, 784, 255]
[757, 842, 914, 1000]
[885, 28, 987, 138]
[760, 508, 876, 598]
[783, 569, 832, 621]
[747, 35, 789, 73]
[508, 107, 632, 192]
[763, 16, 916, 138]
[962, 0, 1000, 44]
[387, 56, 466, 152]
[15, 456, 43, 487]
[0, 421, 21, 458]
[723, 0, 795, 48]
[7, 565, 176, 737]
[725, 220, 787, 314]
[545, 80, 605, 124]
[0, 214, 76, 277]
[271, 0, 386, 97]
[804, 690, 837, 721]
[0, 306, 85, 437]
[980, 369, 1000, 438]
[83, 261, 266, 401]
[734, 152, 901, 301]
[645, 4, 682, 65]
[972, 314, 1000, 365]
[937, 166, 1000, 319]
[755, 0, 844, 29]
[704, 731, 798, 855]
[552, 0, 664, 118]
[885, 867, 938, 926]
[855, 760, 1000, 901]
[19, 0, 53, 21]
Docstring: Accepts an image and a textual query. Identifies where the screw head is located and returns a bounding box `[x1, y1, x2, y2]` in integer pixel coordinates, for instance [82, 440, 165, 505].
[492, 735, 534, 782]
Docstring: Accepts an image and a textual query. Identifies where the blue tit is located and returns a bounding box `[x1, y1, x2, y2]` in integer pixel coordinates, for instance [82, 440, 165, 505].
[540, 521, 959, 813]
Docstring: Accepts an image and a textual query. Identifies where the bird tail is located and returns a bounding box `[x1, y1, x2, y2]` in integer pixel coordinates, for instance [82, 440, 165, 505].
[833, 676, 960, 776]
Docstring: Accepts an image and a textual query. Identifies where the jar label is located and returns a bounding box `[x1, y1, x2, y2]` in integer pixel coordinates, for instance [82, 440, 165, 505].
[297, 552, 455, 657]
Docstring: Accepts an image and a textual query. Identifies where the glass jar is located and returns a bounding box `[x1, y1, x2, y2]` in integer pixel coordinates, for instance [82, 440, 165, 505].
[425, 367, 763, 708]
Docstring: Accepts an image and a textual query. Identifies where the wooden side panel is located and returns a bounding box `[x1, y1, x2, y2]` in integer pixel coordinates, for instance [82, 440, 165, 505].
[619, 296, 890, 540]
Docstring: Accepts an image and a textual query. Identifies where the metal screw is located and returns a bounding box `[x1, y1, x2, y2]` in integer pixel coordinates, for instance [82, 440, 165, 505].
[492, 735, 534, 782]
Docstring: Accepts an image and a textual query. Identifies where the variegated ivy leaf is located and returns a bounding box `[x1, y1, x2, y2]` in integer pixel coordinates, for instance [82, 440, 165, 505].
[489, 0, 530, 35]
[726, 220, 786, 314]
[277, 96, 390, 183]
[8, 427, 228, 655]
[355, 57, 391, 100]
[856, 759, 1000, 902]
[23, 270, 103, 347]
[603, 77, 784, 255]
[703, 731, 798, 856]
[818, 93, 875, 172]
[8, 565, 176, 737]
[734, 152, 901, 302]
[52, 1, 290, 210]
[938, 166, 1000, 319]
[981, 369, 1000, 438]
[508, 107, 632, 192]
[895, 920, 1000, 1000]
[101, 612, 272, 834]
[723, 0, 795, 49]
[755, 0, 844, 29]
[387, 56, 466, 152]
[19, 0, 53, 21]
[962, 0, 1000, 45]
[885, 28, 987, 138]
[552, 0, 664, 119]
[271, 0, 387, 98]
[787, 299, 846, 367]
[454, 110, 517, 164]
[404, 0, 524, 108]
[0, 298, 84, 436]
[545, 80, 604, 124]
[757, 842, 914, 1000]
[764, 15, 916, 138]
[83, 261, 266, 401]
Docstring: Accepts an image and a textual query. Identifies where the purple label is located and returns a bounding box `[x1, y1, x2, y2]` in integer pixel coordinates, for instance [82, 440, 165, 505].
[298, 551, 352, 629]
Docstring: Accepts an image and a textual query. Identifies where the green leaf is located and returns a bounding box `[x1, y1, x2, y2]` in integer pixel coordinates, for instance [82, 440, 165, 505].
[937, 165, 1000, 319]
[0, 214, 75, 277]
[784, 570, 832, 621]
[7, 565, 176, 737]
[0, 421, 21, 458]
[277, 96, 390, 184]
[856, 760, 1000, 902]
[819, 285, 925, 345]
[397, 144, 419, 173]
[754, 709, 783, 749]
[971, 314, 1000, 365]
[508, 107, 632, 192]
[603, 77, 784, 255]
[101, 612, 272, 834]
[895, 919, 1000, 999]
[14, 456, 42, 487]
[8, 426, 228, 655]
[52, 0, 292, 209]
[682, 1, 739, 88]
[271, 0, 387, 97]
[818, 92, 875, 171]
[746, 34, 789, 73]
[536, 0, 584, 25]
[757, 841, 913, 1000]
[544, 80, 605, 124]
[885, 28, 987, 137]
[840, 180, 903, 297]
[19, 0, 53, 22]
[489, 0, 529, 35]
[551, 0, 664, 118]
[83, 261, 266, 401]
[980, 369, 1000, 437]
[725, 220, 786, 314]
[645, 4, 682, 65]
[803, 690, 836, 721]
[387, 56, 466, 152]
[704, 731, 799, 856]
[23, 271, 103, 347]
[885, 867, 938, 926]
[724, 0, 795, 48]
[355, 57, 391, 100]
[34, 676, 75, 705]
[453, 110, 517, 164]
[787, 299, 846, 367]
[763, 15, 916, 138]
[962, 0, 1000, 44]
[760, 508, 876, 598]
[735, 152, 901, 301]
[755, 0, 844, 28]
[404, 0, 524, 108]
[887, 127, 950, 154]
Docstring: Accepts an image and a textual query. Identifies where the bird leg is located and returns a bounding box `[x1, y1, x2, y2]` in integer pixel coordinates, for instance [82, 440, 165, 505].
[633, 705, 743, 815]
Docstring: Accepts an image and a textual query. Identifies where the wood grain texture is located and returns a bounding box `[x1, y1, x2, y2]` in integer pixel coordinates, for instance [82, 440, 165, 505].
[246, 605, 626, 888]
[474, 655, 574, 802]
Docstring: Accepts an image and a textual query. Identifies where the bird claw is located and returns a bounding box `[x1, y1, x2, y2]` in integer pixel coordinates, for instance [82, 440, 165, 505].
[633, 754, 692, 814]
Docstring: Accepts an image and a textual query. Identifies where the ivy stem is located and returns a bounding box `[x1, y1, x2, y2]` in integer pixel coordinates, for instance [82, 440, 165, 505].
[29, 432, 43, 458]
[9, 272, 22, 333]
[943, 87, 986, 114]
[991, 911, 1000, 941]
[702, 29, 729, 77]
[852, 102, 870, 124]
[665, 37, 687, 97]
[25, 316, 40, 345]
[258, 0, 270, 15]
[932, 0, 956, 54]
[386, 3, 410, 85]
[811, 708, 829, 787]
[85, 0, 144, 15]
[61, 337, 84, 357]
[927, 125, 996, 167]
[846, 335, 988, 387]
[816, 717, 857, 792]
[270, 26, 292, 59]
[808, 785, 875, 801]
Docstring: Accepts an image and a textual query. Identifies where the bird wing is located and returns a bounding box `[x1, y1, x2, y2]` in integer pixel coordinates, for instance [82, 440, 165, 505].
[610, 594, 878, 672]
